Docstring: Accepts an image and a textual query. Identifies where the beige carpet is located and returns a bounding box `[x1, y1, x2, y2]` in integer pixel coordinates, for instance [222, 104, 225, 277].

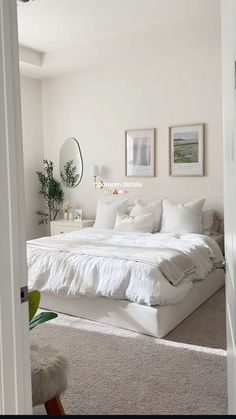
[165, 286, 226, 349]
[32, 287, 227, 415]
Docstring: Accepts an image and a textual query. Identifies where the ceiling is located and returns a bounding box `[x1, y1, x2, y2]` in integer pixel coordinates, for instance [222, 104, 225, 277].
[17, 0, 218, 53]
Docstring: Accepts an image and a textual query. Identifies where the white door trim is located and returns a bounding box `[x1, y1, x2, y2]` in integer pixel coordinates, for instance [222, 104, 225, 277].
[0, 0, 32, 414]
[221, 0, 236, 414]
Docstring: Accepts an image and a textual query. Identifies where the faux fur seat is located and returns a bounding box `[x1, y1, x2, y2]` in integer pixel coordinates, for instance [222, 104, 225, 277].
[31, 344, 68, 415]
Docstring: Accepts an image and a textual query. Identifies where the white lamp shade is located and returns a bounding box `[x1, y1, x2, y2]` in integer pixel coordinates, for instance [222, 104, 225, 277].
[93, 164, 100, 176]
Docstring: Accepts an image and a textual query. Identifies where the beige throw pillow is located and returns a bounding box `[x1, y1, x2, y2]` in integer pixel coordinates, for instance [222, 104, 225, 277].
[114, 212, 155, 233]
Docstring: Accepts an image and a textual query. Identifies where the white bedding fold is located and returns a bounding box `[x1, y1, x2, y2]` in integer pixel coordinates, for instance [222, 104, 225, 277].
[27, 228, 224, 306]
[28, 235, 196, 286]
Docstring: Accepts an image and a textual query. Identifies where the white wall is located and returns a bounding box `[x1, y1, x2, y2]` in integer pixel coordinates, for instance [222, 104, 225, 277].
[42, 8, 223, 219]
[20, 76, 46, 239]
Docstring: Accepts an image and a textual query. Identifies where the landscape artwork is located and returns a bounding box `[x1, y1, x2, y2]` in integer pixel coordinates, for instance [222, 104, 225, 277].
[173, 131, 199, 164]
[169, 124, 204, 176]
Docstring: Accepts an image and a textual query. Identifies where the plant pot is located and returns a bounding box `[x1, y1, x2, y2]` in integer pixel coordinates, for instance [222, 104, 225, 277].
[64, 212, 69, 220]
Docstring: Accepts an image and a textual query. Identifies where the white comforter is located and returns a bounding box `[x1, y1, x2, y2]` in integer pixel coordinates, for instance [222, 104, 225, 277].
[27, 228, 224, 306]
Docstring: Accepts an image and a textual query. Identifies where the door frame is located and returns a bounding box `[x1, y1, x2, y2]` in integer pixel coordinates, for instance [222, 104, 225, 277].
[221, 0, 236, 414]
[0, 0, 32, 414]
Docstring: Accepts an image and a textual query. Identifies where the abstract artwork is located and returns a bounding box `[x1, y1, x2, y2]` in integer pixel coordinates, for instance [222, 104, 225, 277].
[125, 128, 155, 177]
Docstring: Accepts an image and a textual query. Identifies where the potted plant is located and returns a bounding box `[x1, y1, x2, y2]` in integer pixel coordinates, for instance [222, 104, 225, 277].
[28, 290, 58, 330]
[36, 159, 64, 225]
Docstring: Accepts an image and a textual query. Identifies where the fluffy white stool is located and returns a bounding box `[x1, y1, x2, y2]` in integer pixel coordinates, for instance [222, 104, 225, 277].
[31, 344, 68, 415]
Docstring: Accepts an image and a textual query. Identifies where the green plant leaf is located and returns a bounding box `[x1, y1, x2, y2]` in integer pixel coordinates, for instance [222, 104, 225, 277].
[28, 290, 40, 322]
[29, 311, 58, 330]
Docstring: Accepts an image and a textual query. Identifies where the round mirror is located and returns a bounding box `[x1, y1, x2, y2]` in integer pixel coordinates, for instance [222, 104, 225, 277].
[60, 137, 83, 188]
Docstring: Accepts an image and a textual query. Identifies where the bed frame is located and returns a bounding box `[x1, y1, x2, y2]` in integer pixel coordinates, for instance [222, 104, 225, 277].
[40, 196, 224, 338]
[40, 268, 225, 338]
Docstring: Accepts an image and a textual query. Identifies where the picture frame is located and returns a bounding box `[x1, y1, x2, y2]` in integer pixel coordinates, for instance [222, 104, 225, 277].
[169, 123, 205, 177]
[74, 208, 83, 222]
[125, 128, 156, 177]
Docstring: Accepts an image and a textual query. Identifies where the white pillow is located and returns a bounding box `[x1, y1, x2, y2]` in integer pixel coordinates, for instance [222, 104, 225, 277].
[114, 212, 155, 233]
[130, 198, 164, 232]
[202, 208, 215, 236]
[94, 198, 128, 229]
[160, 198, 205, 234]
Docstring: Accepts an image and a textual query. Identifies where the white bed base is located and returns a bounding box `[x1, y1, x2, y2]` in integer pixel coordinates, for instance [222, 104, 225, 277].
[40, 269, 225, 338]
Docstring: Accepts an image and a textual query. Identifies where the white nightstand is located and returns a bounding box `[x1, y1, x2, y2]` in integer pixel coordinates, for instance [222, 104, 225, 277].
[50, 219, 94, 236]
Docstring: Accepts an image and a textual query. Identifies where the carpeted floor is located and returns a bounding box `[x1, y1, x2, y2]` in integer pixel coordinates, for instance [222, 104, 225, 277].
[165, 286, 226, 349]
[32, 287, 227, 415]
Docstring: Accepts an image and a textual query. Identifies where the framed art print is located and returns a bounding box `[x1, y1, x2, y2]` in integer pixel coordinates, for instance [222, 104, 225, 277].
[74, 208, 83, 222]
[169, 123, 205, 176]
[125, 128, 155, 177]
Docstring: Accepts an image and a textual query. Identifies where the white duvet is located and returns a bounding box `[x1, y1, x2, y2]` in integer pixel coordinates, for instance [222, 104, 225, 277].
[27, 228, 224, 306]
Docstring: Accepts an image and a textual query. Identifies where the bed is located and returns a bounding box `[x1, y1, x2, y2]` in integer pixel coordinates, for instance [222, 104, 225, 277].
[27, 196, 225, 338]
[39, 268, 224, 338]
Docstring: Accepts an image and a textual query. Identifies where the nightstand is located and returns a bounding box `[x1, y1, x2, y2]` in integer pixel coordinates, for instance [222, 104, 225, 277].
[50, 219, 94, 236]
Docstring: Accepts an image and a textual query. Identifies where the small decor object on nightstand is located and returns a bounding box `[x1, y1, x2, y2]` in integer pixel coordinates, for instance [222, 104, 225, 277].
[63, 200, 72, 220]
[74, 208, 83, 222]
[68, 211, 74, 220]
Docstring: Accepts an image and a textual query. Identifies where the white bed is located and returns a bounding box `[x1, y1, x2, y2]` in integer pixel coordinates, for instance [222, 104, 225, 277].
[27, 198, 225, 338]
